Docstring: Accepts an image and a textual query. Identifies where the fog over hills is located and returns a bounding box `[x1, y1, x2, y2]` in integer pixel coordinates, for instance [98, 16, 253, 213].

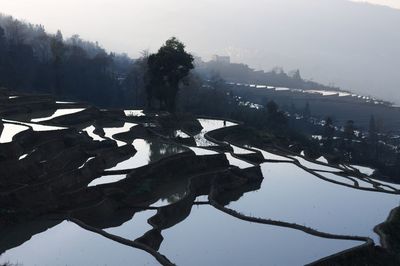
[2, 0, 399, 103]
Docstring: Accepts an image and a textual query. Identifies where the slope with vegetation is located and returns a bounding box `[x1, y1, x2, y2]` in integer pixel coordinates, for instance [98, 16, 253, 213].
[0, 14, 133, 107]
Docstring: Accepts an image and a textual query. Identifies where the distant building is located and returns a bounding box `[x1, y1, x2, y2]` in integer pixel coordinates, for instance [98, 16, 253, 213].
[212, 55, 231, 64]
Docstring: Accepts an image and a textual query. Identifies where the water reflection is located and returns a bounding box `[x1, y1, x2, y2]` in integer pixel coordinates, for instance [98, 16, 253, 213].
[4, 212, 357, 266]
[0, 163, 363, 266]
[291, 156, 340, 172]
[89, 138, 189, 187]
[350, 165, 375, 176]
[3, 119, 66, 131]
[82, 125, 106, 141]
[250, 147, 293, 161]
[228, 163, 399, 243]
[225, 153, 254, 169]
[0, 123, 29, 143]
[1, 114, 397, 266]
[151, 190, 188, 208]
[194, 119, 237, 147]
[231, 144, 254, 154]
[174, 130, 190, 139]
[88, 174, 126, 187]
[106, 139, 189, 171]
[159, 206, 359, 266]
[31, 108, 85, 123]
[189, 147, 218, 156]
[103, 122, 137, 147]
[0, 221, 156, 266]
[124, 110, 145, 117]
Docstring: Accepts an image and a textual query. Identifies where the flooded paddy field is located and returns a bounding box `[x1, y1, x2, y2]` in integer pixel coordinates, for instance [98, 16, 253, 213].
[0, 90, 399, 266]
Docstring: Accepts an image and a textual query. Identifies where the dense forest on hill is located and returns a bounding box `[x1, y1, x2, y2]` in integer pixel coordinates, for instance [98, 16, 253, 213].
[0, 14, 134, 107]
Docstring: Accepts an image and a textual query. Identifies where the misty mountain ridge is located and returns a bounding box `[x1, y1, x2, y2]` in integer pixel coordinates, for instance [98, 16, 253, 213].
[121, 0, 398, 104]
[183, 0, 400, 104]
[0, 12, 345, 104]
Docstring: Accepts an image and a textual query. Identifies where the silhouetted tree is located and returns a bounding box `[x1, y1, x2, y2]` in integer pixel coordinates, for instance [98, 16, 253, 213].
[344, 120, 355, 140]
[369, 115, 378, 141]
[323, 117, 335, 150]
[0, 26, 5, 48]
[324, 117, 334, 137]
[0, 26, 5, 86]
[290, 102, 297, 114]
[376, 117, 384, 133]
[265, 100, 288, 129]
[125, 50, 149, 107]
[303, 102, 311, 118]
[266, 100, 278, 115]
[50, 34, 65, 94]
[145, 37, 194, 112]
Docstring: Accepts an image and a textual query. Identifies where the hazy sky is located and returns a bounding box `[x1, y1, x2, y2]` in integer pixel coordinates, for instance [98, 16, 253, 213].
[1, 0, 400, 103]
[353, 0, 400, 9]
[0, 0, 398, 57]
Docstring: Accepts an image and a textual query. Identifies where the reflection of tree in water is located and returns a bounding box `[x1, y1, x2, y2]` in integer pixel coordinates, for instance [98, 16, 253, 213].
[147, 141, 191, 204]
[164, 189, 187, 204]
[148, 141, 189, 163]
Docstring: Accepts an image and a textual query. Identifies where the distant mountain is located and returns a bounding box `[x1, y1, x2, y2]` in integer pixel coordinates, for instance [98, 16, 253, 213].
[195, 59, 341, 91]
[163, 0, 400, 104]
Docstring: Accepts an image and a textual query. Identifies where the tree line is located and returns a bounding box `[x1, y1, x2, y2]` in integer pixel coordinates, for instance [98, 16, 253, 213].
[0, 14, 134, 107]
